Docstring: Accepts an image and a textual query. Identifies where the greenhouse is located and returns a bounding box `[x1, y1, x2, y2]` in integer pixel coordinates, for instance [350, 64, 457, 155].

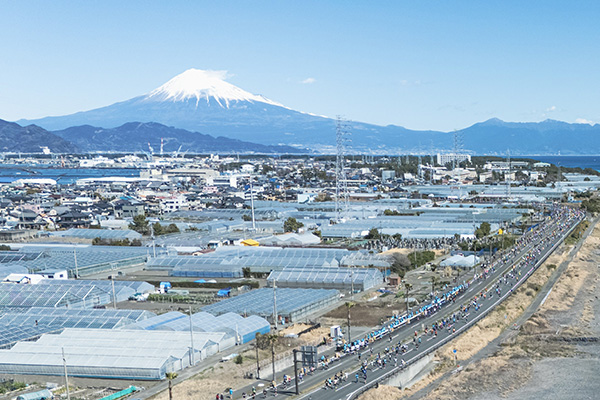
[50, 228, 142, 241]
[0, 245, 157, 277]
[0, 279, 154, 310]
[147, 246, 379, 276]
[0, 328, 233, 380]
[124, 310, 270, 344]
[0, 308, 155, 348]
[267, 266, 383, 292]
[203, 288, 339, 323]
[0, 264, 28, 280]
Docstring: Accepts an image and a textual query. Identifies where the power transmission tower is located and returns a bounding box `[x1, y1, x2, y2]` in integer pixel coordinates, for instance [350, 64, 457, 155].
[506, 149, 511, 199]
[335, 117, 350, 222]
[452, 130, 464, 170]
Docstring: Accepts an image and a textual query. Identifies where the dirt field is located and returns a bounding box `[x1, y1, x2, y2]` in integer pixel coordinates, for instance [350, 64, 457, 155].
[323, 301, 402, 327]
[150, 323, 330, 400]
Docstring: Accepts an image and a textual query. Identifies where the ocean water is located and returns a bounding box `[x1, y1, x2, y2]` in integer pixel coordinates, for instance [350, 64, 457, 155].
[0, 165, 140, 184]
[530, 156, 600, 171]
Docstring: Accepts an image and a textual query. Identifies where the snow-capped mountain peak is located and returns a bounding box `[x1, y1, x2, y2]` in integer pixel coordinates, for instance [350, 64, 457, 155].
[145, 68, 283, 108]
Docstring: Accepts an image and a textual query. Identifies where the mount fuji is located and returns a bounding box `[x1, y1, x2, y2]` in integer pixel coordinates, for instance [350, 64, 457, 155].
[19, 69, 438, 152]
[17, 69, 600, 154]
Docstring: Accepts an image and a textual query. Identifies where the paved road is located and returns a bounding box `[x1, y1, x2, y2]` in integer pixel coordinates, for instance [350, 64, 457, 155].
[231, 207, 584, 400]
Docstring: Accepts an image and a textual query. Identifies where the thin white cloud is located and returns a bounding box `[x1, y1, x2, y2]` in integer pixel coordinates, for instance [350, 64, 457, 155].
[301, 77, 316, 84]
[545, 105, 557, 112]
[575, 118, 594, 125]
[400, 79, 423, 86]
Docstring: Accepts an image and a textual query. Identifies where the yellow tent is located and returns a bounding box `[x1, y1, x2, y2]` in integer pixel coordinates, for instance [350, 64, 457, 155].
[241, 239, 259, 247]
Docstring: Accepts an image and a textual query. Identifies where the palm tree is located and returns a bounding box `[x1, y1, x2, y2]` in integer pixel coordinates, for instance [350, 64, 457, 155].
[265, 333, 279, 381]
[166, 372, 178, 400]
[404, 282, 413, 314]
[430, 276, 439, 295]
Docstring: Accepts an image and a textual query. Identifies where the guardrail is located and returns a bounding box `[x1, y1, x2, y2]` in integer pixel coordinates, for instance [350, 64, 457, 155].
[347, 215, 584, 400]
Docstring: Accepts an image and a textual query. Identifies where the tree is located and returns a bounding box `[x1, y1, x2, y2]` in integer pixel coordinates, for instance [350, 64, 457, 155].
[365, 228, 381, 240]
[314, 192, 333, 202]
[129, 214, 150, 235]
[165, 372, 178, 400]
[166, 223, 180, 234]
[404, 282, 413, 314]
[242, 214, 252, 221]
[283, 217, 304, 233]
[152, 222, 164, 236]
[390, 253, 411, 278]
[264, 333, 279, 381]
[430, 276, 439, 294]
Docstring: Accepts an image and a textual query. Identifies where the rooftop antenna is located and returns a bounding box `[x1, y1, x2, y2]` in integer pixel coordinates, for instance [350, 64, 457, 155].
[335, 116, 350, 222]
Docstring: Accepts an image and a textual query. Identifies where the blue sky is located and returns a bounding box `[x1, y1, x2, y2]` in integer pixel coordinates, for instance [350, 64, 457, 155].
[1, 1, 600, 131]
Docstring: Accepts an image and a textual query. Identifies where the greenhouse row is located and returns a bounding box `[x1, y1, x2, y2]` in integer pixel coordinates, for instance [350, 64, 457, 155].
[0, 245, 160, 277]
[147, 246, 387, 277]
[0, 328, 233, 380]
[267, 266, 383, 292]
[0, 279, 154, 310]
[124, 310, 270, 343]
[203, 288, 339, 323]
[0, 307, 156, 348]
[50, 228, 142, 240]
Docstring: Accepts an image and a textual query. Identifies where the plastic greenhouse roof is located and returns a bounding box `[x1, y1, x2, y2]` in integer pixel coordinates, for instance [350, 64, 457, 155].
[0, 246, 157, 274]
[267, 267, 382, 284]
[202, 288, 339, 316]
[51, 228, 142, 240]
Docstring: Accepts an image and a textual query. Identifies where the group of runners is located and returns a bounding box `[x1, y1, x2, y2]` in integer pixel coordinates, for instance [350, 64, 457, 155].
[224, 205, 585, 399]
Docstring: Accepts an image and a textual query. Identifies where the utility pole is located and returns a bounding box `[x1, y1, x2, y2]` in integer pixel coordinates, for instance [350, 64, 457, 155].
[73, 249, 79, 279]
[111, 276, 117, 309]
[292, 350, 300, 395]
[506, 149, 511, 200]
[345, 302, 354, 343]
[189, 305, 195, 366]
[273, 280, 278, 330]
[255, 333, 261, 379]
[250, 180, 256, 231]
[350, 268, 354, 300]
[62, 347, 70, 400]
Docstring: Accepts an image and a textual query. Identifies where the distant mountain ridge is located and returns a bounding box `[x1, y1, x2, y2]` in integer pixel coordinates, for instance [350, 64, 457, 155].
[16, 69, 600, 154]
[0, 119, 77, 153]
[52, 122, 303, 153]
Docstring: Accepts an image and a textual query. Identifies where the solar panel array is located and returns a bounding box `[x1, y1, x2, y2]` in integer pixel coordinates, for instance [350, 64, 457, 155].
[202, 288, 339, 322]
